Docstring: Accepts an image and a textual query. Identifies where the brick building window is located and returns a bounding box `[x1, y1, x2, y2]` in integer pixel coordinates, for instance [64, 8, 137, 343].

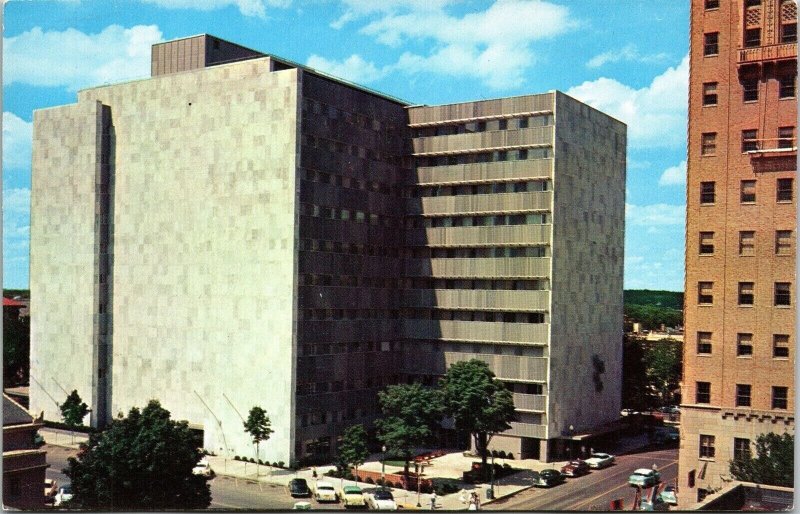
[696, 381, 711, 403]
[774, 282, 791, 305]
[737, 333, 753, 356]
[699, 232, 715, 254]
[705, 0, 719, 8]
[738, 282, 755, 305]
[697, 332, 713, 354]
[782, 19, 798, 43]
[776, 230, 793, 254]
[703, 82, 718, 105]
[779, 74, 797, 98]
[773, 334, 790, 358]
[740, 231, 755, 255]
[701, 181, 716, 203]
[778, 127, 795, 149]
[734, 438, 751, 461]
[736, 384, 752, 406]
[702, 132, 717, 155]
[741, 180, 757, 202]
[772, 386, 788, 409]
[704, 32, 719, 55]
[742, 78, 759, 101]
[699, 434, 716, 458]
[777, 178, 793, 201]
[698, 282, 714, 304]
[742, 130, 759, 152]
[744, 28, 761, 47]
[745, 0, 761, 6]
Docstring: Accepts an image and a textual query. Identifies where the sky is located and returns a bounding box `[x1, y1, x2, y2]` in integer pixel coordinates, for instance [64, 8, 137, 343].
[2, 0, 689, 291]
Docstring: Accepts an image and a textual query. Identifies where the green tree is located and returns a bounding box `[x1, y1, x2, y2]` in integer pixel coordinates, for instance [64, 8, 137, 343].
[336, 424, 370, 480]
[243, 406, 273, 477]
[3, 310, 29, 387]
[64, 400, 211, 509]
[621, 335, 650, 411]
[440, 360, 516, 471]
[61, 390, 89, 444]
[375, 383, 443, 478]
[730, 433, 794, 488]
[644, 338, 682, 406]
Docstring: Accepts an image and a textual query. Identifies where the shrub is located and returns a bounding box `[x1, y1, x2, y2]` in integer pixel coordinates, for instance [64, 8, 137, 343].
[503, 463, 511, 469]
[491, 450, 498, 457]
[258, 459, 265, 466]
[277, 461, 285, 468]
[375, 478, 385, 486]
[394, 481, 405, 490]
[249, 458, 256, 464]
[233, 455, 240, 461]
[498, 450, 507, 459]
[325, 469, 337, 477]
[506, 453, 514, 460]
[365, 477, 375, 485]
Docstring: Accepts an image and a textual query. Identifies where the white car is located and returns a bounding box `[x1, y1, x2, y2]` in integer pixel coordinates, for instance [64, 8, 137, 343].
[53, 483, 74, 507]
[367, 489, 398, 511]
[584, 452, 615, 469]
[314, 481, 338, 502]
[44, 479, 58, 503]
[192, 458, 214, 477]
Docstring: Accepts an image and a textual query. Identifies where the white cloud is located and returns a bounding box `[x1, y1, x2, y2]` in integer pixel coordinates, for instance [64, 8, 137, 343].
[567, 54, 688, 148]
[658, 160, 686, 186]
[587, 43, 670, 68]
[139, 0, 290, 17]
[327, 0, 576, 90]
[626, 203, 685, 226]
[4, 187, 30, 215]
[3, 112, 32, 172]
[306, 54, 389, 84]
[4, 25, 163, 91]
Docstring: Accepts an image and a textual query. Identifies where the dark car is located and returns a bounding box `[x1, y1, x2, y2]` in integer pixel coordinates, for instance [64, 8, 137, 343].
[560, 460, 590, 477]
[288, 478, 311, 498]
[534, 469, 566, 487]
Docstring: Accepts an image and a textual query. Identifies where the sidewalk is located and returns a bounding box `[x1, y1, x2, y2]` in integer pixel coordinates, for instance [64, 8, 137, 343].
[40, 427, 90, 449]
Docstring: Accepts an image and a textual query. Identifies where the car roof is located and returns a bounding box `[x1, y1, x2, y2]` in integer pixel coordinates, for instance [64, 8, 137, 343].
[633, 468, 654, 474]
[343, 486, 362, 493]
[317, 481, 335, 487]
[591, 452, 610, 457]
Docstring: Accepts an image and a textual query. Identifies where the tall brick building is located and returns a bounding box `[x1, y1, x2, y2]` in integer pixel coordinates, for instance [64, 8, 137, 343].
[681, 0, 796, 505]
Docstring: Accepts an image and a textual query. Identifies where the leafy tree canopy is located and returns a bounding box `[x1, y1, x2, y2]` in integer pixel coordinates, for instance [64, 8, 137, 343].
[440, 359, 516, 467]
[644, 339, 682, 406]
[243, 406, 274, 445]
[730, 433, 794, 488]
[61, 390, 89, 427]
[624, 289, 683, 310]
[65, 400, 211, 509]
[336, 424, 370, 474]
[3, 309, 29, 387]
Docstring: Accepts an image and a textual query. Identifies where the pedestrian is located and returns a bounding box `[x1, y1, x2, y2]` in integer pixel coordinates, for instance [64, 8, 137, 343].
[430, 491, 437, 510]
[468, 497, 477, 511]
[312, 467, 317, 480]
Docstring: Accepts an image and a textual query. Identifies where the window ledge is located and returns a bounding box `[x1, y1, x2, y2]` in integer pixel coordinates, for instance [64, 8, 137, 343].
[699, 253, 715, 257]
[700, 203, 716, 206]
[699, 457, 716, 462]
[776, 200, 793, 204]
[774, 304, 792, 308]
[738, 304, 755, 308]
[736, 355, 753, 359]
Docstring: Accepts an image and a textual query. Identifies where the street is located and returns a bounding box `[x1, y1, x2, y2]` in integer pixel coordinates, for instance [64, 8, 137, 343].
[486, 446, 678, 511]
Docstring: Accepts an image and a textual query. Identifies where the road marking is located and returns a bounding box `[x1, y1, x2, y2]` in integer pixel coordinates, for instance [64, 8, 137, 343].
[566, 460, 678, 510]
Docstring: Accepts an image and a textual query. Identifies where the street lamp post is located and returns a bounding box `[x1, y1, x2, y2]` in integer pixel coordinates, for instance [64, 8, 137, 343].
[489, 452, 496, 499]
[415, 462, 424, 508]
[381, 445, 387, 484]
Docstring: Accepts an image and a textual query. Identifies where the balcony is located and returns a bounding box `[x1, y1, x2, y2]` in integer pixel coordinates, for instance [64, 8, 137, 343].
[402, 349, 549, 381]
[402, 289, 550, 311]
[406, 224, 552, 247]
[738, 42, 797, 64]
[409, 191, 552, 217]
[415, 159, 553, 186]
[404, 257, 551, 279]
[513, 392, 547, 412]
[402, 319, 550, 344]
[745, 137, 797, 173]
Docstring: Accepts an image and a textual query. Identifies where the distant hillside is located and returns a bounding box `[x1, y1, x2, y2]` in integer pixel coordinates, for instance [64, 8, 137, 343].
[624, 289, 683, 310]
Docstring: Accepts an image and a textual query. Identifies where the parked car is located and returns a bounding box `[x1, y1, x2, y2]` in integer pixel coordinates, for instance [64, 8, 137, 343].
[584, 452, 615, 469]
[53, 483, 74, 507]
[366, 489, 397, 510]
[192, 458, 214, 477]
[659, 485, 678, 505]
[533, 469, 566, 487]
[288, 478, 311, 498]
[292, 501, 312, 510]
[340, 485, 366, 508]
[654, 426, 680, 445]
[639, 495, 670, 511]
[628, 468, 661, 488]
[560, 460, 590, 477]
[44, 479, 58, 502]
[314, 481, 338, 502]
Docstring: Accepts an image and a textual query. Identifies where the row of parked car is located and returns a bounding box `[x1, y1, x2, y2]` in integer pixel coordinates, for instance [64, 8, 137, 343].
[530, 452, 616, 487]
[288, 478, 399, 510]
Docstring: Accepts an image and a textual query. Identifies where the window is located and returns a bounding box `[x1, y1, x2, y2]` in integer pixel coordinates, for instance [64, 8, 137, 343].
[697, 332, 713, 354]
[778, 127, 795, 149]
[738, 282, 755, 305]
[772, 386, 788, 409]
[741, 180, 757, 202]
[704, 32, 719, 55]
[699, 232, 715, 254]
[776, 230, 793, 255]
[518, 117, 529, 129]
[773, 334, 790, 358]
[696, 381, 711, 404]
[698, 282, 714, 304]
[734, 438, 751, 461]
[700, 434, 716, 458]
[744, 28, 761, 47]
[782, 20, 797, 43]
[779, 75, 796, 98]
[498, 119, 507, 130]
[777, 178, 793, 201]
[737, 333, 753, 356]
[745, 0, 761, 6]
[740, 231, 755, 255]
[701, 181, 716, 204]
[736, 384, 752, 406]
[742, 130, 759, 152]
[702, 132, 717, 155]
[774, 282, 791, 306]
[742, 78, 759, 102]
[705, 0, 720, 7]
[703, 82, 718, 105]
